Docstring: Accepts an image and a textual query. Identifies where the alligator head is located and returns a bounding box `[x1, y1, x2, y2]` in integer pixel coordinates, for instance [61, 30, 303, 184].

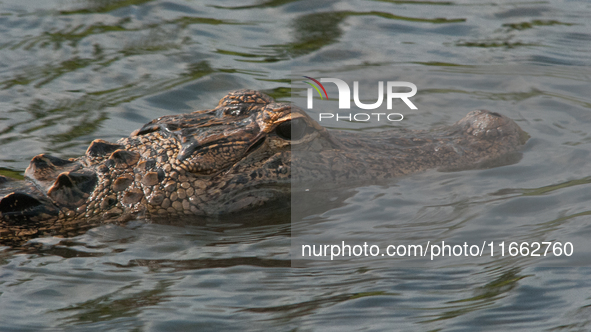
[0, 89, 528, 245]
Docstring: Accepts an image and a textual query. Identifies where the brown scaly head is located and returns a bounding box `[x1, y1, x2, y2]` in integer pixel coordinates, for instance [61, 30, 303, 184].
[0, 89, 528, 246]
[0, 90, 327, 244]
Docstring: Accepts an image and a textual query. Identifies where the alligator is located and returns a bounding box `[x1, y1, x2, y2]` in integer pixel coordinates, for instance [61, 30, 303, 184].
[0, 89, 528, 246]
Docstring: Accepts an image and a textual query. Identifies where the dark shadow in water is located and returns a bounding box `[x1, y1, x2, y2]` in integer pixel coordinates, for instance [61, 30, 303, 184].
[221, 10, 464, 63]
[210, 0, 301, 10]
[50, 279, 173, 325]
[423, 267, 528, 323]
[107, 256, 291, 272]
[240, 290, 395, 322]
[59, 0, 157, 15]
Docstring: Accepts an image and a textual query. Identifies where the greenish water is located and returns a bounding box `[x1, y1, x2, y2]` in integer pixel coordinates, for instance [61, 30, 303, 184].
[1, 0, 591, 331]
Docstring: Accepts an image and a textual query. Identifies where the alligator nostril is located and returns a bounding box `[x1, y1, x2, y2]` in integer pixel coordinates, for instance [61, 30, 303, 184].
[489, 112, 502, 117]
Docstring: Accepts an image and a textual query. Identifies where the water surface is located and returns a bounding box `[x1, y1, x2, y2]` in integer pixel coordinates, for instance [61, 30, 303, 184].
[1, 0, 591, 331]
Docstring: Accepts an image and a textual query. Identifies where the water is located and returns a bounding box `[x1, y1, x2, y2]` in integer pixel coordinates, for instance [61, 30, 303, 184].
[1, 0, 591, 330]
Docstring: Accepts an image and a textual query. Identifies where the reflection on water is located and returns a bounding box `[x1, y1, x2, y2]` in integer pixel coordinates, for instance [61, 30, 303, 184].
[1, 0, 591, 330]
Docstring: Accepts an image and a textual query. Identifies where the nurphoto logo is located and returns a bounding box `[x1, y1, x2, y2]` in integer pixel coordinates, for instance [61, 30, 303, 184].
[303, 77, 418, 122]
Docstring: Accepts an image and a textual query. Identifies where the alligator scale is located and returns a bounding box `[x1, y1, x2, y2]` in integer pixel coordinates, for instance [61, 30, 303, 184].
[0, 90, 528, 246]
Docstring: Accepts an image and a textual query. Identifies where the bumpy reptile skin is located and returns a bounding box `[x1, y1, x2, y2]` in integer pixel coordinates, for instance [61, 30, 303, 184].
[0, 89, 528, 246]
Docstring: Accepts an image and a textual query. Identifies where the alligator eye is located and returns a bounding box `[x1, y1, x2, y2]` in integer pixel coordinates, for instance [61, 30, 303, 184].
[275, 118, 308, 141]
